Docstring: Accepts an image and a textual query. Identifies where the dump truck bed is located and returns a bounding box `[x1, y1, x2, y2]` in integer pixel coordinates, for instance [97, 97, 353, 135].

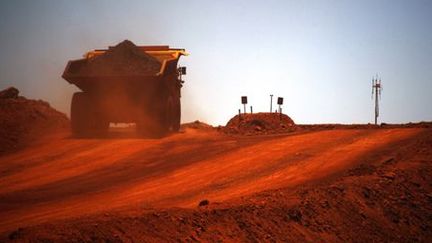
[62, 45, 187, 92]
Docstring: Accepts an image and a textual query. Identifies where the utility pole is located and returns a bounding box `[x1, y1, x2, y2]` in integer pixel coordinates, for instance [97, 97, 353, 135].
[270, 94, 273, 113]
[372, 75, 382, 125]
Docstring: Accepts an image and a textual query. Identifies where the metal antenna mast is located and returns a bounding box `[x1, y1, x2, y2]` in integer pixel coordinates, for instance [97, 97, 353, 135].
[270, 94, 273, 113]
[371, 75, 382, 125]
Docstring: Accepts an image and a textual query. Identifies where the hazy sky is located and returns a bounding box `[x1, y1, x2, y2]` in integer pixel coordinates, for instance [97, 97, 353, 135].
[1, 0, 431, 125]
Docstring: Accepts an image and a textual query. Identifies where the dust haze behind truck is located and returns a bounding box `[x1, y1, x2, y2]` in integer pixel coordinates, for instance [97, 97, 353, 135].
[62, 40, 187, 137]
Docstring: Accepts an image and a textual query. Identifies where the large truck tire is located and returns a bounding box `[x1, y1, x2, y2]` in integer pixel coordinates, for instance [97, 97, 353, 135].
[138, 95, 174, 137]
[136, 90, 180, 137]
[136, 104, 166, 138]
[173, 98, 181, 132]
[71, 92, 88, 136]
[71, 92, 109, 137]
[163, 96, 177, 132]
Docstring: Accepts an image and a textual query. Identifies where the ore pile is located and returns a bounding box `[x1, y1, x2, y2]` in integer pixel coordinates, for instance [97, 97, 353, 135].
[224, 112, 295, 135]
[0, 87, 69, 154]
[76, 40, 161, 76]
[181, 120, 214, 131]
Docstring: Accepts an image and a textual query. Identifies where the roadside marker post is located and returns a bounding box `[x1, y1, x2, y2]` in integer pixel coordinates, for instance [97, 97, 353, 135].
[277, 97, 284, 120]
[241, 96, 248, 114]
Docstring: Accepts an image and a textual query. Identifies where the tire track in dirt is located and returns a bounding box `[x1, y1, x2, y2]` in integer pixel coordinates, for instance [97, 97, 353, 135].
[141, 129, 421, 207]
[0, 128, 423, 233]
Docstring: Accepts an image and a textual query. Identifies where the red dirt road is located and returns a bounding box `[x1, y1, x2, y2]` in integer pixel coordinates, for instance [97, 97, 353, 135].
[0, 127, 425, 236]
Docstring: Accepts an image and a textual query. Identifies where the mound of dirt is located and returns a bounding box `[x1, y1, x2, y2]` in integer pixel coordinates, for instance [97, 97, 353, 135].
[0, 87, 19, 99]
[181, 120, 214, 131]
[0, 87, 69, 155]
[224, 112, 295, 135]
[77, 40, 161, 76]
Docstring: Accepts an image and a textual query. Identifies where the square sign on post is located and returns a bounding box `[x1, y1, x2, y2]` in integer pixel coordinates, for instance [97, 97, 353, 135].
[241, 96, 248, 104]
[277, 97, 283, 105]
[241, 96, 248, 114]
[277, 97, 283, 116]
[179, 66, 186, 75]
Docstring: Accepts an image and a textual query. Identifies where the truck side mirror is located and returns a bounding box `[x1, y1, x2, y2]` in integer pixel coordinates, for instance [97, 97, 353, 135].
[179, 67, 186, 75]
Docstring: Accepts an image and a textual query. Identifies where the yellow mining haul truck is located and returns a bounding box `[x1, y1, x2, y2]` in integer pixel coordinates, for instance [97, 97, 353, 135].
[62, 40, 187, 137]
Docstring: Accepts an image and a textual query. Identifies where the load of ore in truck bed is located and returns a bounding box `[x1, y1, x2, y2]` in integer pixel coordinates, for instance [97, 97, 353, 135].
[74, 40, 162, 76]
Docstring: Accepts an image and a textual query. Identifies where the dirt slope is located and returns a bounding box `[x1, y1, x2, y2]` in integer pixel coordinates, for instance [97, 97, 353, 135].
[0, 87, 69, 155]
[0, 125, 431, 241]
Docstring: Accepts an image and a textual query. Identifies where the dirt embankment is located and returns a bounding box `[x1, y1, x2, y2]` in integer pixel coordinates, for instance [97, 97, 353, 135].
[223, 111, 432, 136]
[0, 87, 69, 155]
[297, 122, 432, 131]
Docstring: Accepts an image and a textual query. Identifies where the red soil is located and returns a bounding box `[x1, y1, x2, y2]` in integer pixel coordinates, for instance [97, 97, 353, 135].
[0, 124, 431, 242]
